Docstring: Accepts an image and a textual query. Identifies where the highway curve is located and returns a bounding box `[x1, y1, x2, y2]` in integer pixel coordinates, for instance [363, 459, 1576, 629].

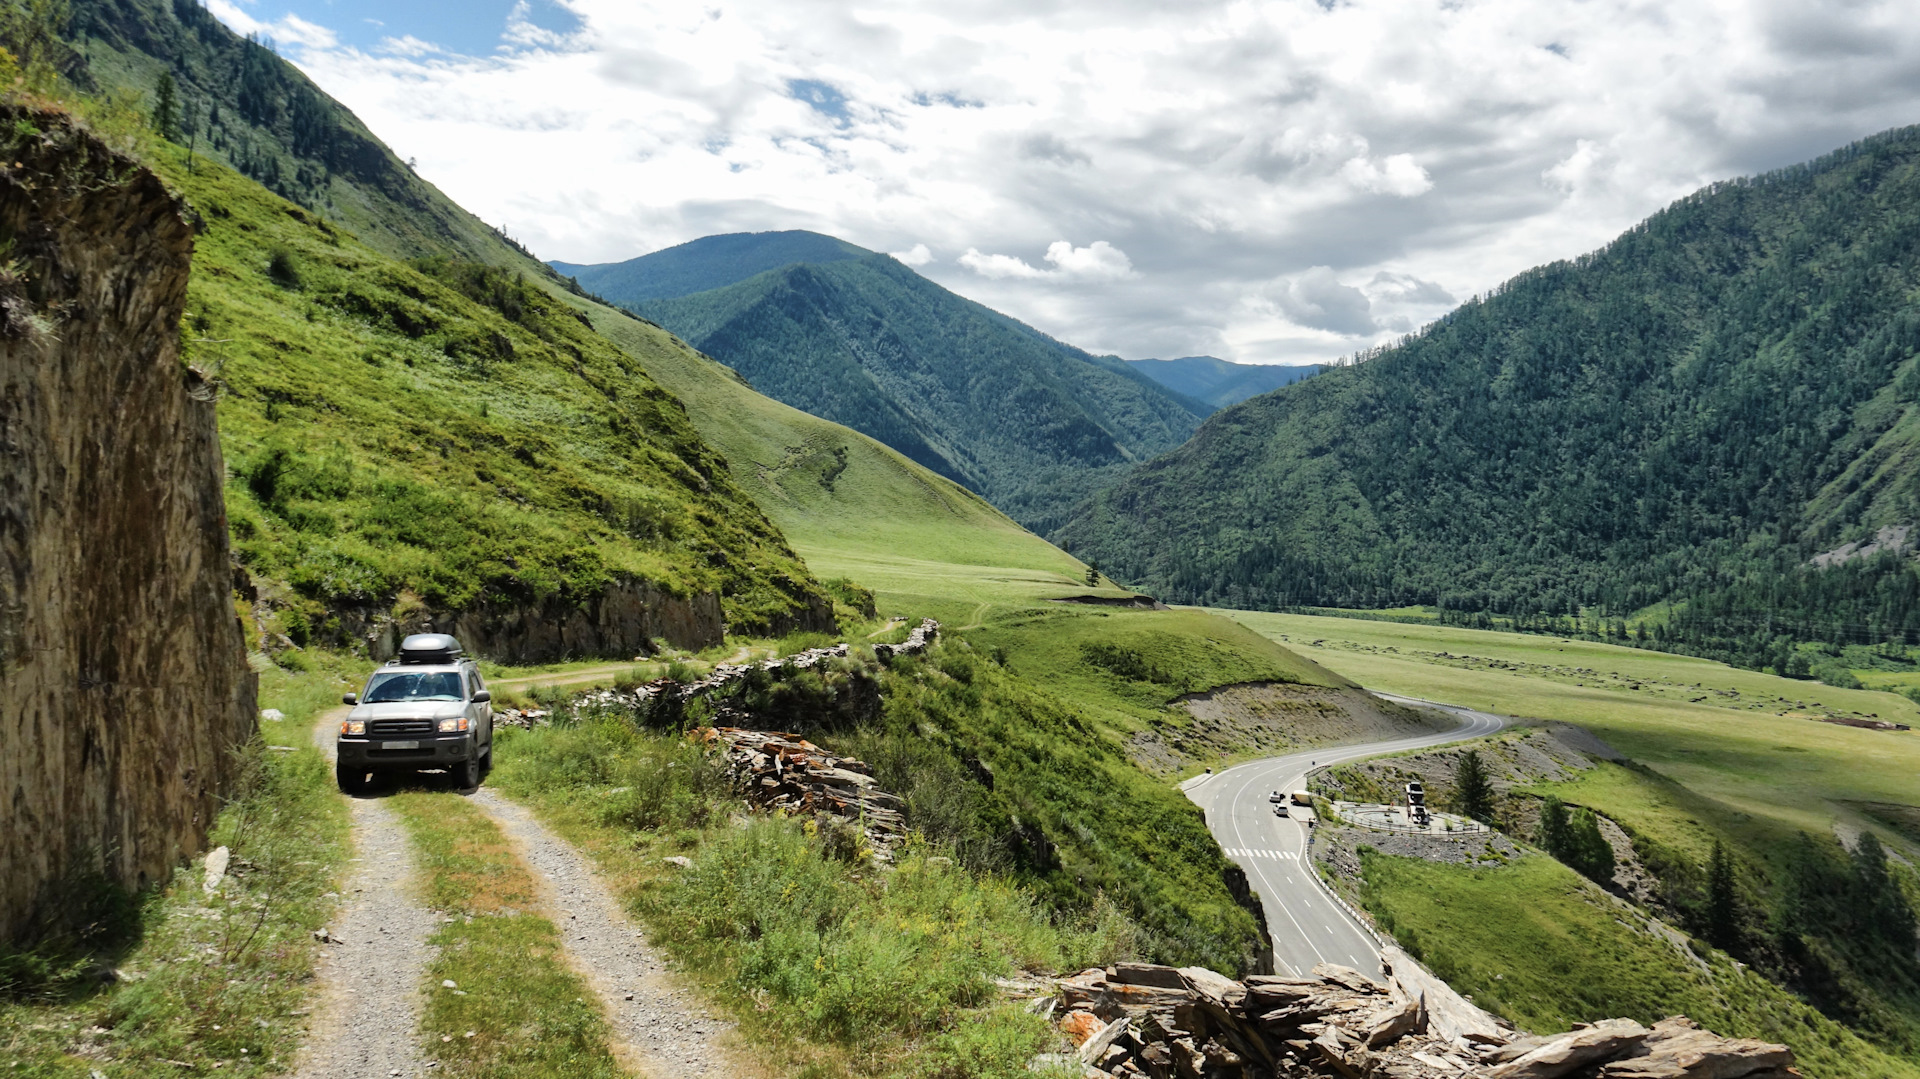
[1183, 696, 1508, 978]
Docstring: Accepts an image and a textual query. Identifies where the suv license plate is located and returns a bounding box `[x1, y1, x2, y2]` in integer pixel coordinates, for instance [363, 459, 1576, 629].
[381, 740, 421, 750]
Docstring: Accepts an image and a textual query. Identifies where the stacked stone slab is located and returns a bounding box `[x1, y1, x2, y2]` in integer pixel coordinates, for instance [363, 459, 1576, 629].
[697, 727, 907, 855]
[1033, 949, 1798, 1079]
[501, 620, 941, 727]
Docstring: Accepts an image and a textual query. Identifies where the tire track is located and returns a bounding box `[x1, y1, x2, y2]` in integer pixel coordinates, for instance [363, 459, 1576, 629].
[293, 709, 438, 1079]
[468, 789, 754, 1078]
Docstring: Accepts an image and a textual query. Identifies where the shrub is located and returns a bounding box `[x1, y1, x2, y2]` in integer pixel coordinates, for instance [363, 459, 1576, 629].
[266, 246, 303, 289]
[1812, 662, 1862, 689]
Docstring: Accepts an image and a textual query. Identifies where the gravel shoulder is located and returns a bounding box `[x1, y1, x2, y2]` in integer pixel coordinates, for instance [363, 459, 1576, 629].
[293, 708, 438, 1079]
[469, 788, 756, 1078]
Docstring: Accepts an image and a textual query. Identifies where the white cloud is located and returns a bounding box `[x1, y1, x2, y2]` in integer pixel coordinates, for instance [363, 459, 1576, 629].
[380, 35, 443, 58]
[1339, 153, 1433, 197]
[237, 0, 1920, 364]
[205, 1, 339, 49]
[960, 240, 1134, 281]
[958, 249, 1050, 279]
[889, 242, 934, 266]
[1266, 268, 1377, 336]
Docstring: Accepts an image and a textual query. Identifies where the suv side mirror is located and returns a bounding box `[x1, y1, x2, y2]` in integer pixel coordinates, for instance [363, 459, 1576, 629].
[342, 693, 358, 706]
[471, 690, 491, 704]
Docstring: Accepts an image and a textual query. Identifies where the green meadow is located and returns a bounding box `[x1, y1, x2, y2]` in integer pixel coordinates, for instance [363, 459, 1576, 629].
[1215, 609, 1920, 857]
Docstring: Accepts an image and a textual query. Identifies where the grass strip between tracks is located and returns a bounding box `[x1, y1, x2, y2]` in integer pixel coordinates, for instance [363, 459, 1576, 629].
[386, 791, 626, 1079]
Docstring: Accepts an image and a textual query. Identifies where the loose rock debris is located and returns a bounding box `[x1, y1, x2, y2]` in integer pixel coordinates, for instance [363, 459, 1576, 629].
[697, 727, 908, 856]
[496, 620, 941, 729]
[1027, 948, 1799, 1078]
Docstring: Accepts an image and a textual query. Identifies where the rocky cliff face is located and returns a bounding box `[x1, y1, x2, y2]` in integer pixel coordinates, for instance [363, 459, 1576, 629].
[0, 106, 257, 942]
[328, 578, 731, 665]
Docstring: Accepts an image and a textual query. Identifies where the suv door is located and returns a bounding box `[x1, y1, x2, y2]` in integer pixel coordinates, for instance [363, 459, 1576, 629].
[467, 665, 494, 757]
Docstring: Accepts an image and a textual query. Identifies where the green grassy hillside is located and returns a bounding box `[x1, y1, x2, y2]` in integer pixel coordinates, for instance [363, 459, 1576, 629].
[71, 0, 535, 269]
[1361, 852, 1920, 1079]
[1228, 609, 1920, 1070]
[137, 138, 829, 653]
[1060, 125, 1920, 659]
[626, 249, 1204, 534]
[577, 301, 1110, 614]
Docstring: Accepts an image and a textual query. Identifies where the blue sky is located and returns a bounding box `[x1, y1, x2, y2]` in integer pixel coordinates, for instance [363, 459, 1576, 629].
[215, 0, 578, 56]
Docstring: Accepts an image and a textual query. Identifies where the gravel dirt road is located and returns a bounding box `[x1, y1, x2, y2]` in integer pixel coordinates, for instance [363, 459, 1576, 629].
[294, 707, 438, 1079]
[470, 789, 753, 1078]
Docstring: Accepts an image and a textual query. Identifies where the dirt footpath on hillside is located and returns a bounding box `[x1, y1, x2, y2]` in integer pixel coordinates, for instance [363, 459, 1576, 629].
[1128, 683, 1453, 774]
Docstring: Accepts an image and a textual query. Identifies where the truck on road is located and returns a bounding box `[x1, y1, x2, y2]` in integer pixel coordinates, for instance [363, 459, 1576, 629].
[336, 633, 495, 793]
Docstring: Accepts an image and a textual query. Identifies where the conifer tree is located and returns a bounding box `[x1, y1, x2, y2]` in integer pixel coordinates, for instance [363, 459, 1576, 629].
[1706, 839, 1739, 948]
[152, 71, 178, 141]
[1451, 749, 1495, 822]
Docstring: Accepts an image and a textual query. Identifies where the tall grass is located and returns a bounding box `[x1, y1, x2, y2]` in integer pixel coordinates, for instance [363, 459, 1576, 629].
[0, 741, 349, 1074]
[489, 712, 1132, 1076]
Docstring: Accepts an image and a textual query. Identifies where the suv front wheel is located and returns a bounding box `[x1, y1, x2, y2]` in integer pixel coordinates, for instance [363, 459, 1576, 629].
[336, 762, 372, 795]
[456, 753, 482, 790]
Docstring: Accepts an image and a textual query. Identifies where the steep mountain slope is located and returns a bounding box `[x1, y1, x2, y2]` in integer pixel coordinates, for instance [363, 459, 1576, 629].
[153, 140, 828, 658]
[552, 229, 867, 304]
[626, 251, 1205, 533]
[1127, 356, 1322, 410]
[70, 0, 536, 269]
[1059, 123, 1920, 650]
[574, 303, 1097, 610]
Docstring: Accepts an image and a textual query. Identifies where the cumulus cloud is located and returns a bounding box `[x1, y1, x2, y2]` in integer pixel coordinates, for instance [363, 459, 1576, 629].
[1339, 153, 1433, 197]
[207, 0, 338, 48]
[1366, 272, 1454, 306]
[1268, 268, 1377, 336]
[237, 0, 1920, 364]
[890, 242, 934, 266]
[960, 241, 1134, 282]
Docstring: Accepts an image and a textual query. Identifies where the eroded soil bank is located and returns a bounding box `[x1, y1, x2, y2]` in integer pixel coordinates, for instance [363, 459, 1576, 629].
[1127, 683, 1451, 774]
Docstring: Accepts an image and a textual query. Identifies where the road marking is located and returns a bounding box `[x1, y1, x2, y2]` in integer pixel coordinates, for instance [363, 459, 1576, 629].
[1199, 701, 1508, 976]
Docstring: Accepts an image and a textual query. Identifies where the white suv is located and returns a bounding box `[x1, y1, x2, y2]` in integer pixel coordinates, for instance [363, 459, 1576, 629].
[336, 633, 494, 793]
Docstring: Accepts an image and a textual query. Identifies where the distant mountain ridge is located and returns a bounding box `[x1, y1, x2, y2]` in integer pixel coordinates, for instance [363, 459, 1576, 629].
[556, 233, 1206, 534]
[1058, 122, 1920, 655]
[552, 230, 868, 305]
[1126, 356, 1322, 411]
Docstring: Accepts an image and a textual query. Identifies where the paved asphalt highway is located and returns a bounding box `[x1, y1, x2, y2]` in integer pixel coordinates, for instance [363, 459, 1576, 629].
[1183, 696, 1508, 978]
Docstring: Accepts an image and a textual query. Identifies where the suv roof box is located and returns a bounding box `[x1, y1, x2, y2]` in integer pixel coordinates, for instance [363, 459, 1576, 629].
[397, 633, 465, 665]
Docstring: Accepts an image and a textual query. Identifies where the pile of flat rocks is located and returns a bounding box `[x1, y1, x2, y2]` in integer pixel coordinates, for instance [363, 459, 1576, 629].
[697, 727, 907, 856]
[496, 620, 942, 729]
[874, 617, 940, 660]
[1029, 947, 1798, 1079]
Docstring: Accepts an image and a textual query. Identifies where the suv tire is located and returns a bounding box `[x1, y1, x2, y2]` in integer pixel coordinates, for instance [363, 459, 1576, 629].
[336, 762, 371, 795]
[457, 754, 481, 790]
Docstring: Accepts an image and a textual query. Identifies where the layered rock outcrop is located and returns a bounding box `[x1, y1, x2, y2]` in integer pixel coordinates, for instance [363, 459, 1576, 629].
[0, 106, 256, 941]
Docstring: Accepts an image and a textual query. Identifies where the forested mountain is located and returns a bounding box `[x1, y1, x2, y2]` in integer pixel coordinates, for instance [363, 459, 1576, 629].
[552, 230, 868, 304]
[69, 0, 536, 269]
[620, 246, 1206, 533]
[1126, 356, 1321, 411]
[1059, 123, 1920, 659]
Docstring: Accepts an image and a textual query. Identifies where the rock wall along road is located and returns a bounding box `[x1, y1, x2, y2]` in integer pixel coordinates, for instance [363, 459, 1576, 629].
[0, 106, 256, 941]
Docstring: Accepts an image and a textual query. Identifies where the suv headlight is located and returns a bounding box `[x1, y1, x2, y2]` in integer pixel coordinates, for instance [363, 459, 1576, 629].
[438, 717, 470, 733]
[341, 720, 365, 736]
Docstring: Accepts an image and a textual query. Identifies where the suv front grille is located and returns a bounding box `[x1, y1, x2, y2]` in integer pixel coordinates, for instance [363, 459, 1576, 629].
[369, 719, 436, 737]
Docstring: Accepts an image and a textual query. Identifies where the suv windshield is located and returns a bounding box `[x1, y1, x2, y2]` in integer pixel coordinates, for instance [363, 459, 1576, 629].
[363, 671, 465, 703]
